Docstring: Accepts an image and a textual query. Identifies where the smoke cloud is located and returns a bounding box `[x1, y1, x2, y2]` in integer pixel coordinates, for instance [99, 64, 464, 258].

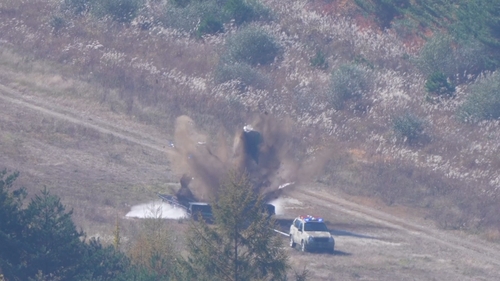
[167, 114, 328, 203]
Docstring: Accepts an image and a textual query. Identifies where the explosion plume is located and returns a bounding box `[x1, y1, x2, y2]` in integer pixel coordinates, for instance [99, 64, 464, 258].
[168, 114, 326, 202]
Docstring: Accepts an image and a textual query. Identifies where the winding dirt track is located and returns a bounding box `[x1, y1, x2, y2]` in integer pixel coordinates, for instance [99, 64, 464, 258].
[2, 83, 500, 280]
[299, 189, 500, 266]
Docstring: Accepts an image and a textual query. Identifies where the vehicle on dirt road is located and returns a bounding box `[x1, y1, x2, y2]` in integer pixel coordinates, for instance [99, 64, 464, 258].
[289, 215, 335, 253]
[158, 193, 275, 223]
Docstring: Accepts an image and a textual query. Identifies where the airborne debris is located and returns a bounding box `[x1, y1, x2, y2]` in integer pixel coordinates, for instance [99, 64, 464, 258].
[166, 114, 327, 204]
[278, 182, 295, 189]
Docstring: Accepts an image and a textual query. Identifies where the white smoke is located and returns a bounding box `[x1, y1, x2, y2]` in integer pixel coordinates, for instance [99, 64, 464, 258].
[125, 201, 188, 219]
[268, 197, 304, 216]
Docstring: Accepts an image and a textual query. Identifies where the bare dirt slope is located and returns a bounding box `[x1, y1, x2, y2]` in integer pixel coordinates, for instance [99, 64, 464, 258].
[1, 79, 500, 280]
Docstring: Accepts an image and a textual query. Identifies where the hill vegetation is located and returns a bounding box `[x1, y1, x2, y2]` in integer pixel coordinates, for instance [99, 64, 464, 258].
[0, 0, 499, 245]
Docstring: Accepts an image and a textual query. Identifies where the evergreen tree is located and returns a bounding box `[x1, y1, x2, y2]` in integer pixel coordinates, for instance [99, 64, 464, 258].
[0, 170, 26, 281]
[75, 238, 131, 281]
[184, 172, 289, 281]
[20, 187, 84, 280]
[0, 171, 147, 281]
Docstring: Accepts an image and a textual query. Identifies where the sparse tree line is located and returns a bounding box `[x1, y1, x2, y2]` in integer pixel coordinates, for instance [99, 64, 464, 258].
[0, 169, 306, 281]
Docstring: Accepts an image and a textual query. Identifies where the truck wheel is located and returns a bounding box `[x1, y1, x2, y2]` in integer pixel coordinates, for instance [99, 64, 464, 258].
[289, 235, 296, 248]
[300, 240, 307, 252]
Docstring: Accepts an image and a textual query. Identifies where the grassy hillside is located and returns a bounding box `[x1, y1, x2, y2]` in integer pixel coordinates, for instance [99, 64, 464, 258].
[0, 0, 499, 240]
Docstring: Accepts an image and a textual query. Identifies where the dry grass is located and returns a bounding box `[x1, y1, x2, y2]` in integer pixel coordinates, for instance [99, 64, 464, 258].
[0, 0, 499, 238]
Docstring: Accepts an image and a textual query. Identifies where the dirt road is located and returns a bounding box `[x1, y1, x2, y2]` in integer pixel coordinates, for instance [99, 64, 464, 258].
[1, 83, 500, 280]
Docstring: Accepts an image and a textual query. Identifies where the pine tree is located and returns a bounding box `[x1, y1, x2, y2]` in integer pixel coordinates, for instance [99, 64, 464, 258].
[0, 170, 26, 281]
[184, 172, 289, 281]
[20, 187, 84, 280]
[1, 172, 138, 281]
[75, 238, 131, 281]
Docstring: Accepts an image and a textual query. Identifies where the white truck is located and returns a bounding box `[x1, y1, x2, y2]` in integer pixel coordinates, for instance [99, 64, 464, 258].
[289, 215, 335, 253]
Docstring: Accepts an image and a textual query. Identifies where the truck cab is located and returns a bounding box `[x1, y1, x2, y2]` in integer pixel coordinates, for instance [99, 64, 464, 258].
[289, 215, 335, 253]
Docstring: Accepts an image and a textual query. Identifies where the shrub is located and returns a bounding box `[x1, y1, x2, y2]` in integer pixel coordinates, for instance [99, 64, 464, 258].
[374, 0, 409, 29]
[63, 0, 91, 15]
[96, 0, 142, 23]
[224, 0, 254, 25]
[328, 63, 371, 110]
[223, 26, 280, 66]
[425, 71, 455, 100]
[392, 113, 426, 145]
[355, 0, 409, 29]
[414, 34, 455, 77]
[453, 39, 492, 79]
[458, 72, 500, 123]
[214, 62, 269, 89]
[171, 0, 191, 8]
[196, 15, 224, 38]
[50, 16, 66, 33]
[414, 34, 490, 82]
[224, 0, 271, 25]
[310, 50, 328, 70]
[162, 0, 223, 34]
[391, 17, 418, 39]
[161, 0, 270, 35]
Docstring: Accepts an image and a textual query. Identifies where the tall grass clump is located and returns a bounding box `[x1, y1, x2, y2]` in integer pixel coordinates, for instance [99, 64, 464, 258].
[458, 72, 500, 123]
[328, 63, 372, 110]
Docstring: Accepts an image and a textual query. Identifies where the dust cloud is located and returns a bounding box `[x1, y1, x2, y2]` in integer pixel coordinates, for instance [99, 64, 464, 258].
[167, 114, 329, 203]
